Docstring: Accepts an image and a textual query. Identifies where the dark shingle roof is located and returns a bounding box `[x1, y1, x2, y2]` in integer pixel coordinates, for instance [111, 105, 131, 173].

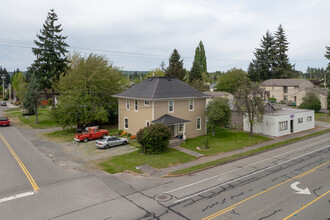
[261, 79, 313, 87]
[113, 77, 210, 100]
[152, 114, 190, 126]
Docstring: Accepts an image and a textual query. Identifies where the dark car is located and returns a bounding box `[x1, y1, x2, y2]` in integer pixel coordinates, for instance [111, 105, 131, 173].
[0, 102, 7, 106]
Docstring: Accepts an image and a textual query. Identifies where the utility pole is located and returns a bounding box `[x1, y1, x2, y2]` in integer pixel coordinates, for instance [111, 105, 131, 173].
[1, 74, 5, 100]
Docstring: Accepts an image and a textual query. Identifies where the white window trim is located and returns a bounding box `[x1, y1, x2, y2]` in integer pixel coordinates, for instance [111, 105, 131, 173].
[168, 100, 174, 113]
[134, 100, 138, 112]
[306, 116, 312, 122]
[145, 120, 150, 127]
[126, 99, 130, 110]
[189, 99, 194, 111]
[279, 121, 288, 132]
[124, 117, 129, 130]
[144, 100, 150, 106]
[196, 117, 201, 130]
[298, 118, 303, 124]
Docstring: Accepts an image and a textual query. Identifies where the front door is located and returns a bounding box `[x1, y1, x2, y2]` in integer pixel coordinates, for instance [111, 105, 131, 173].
[169, 125, 175, 136]
[290, 120, 294, 133]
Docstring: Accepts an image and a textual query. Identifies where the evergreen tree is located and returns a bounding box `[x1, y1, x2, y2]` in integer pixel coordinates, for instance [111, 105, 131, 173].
[165, 49, 186, 81]
[194, 41, 207, 73]
[189, 61, 202, 83]
[273, 24, 294, 78]
[22, 74, 43, 123]
[248, 31, 275, 81]
[325, 46, 330, 72]
[28, 9, 69, 108]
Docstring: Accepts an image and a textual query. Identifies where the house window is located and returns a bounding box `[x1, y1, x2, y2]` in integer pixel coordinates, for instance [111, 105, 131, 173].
[126, 99, 130, 110]
[144, 100, 150, 106]
[169, 100, 174, 113]
[283, 86, 288, 93]
[134, 100, 138, 111]
[307, 116, 312, 122]
[124, 118, 128, 129]
[178, 123, 184, 133]
[284, 95, 288, 101]
[145, 121, 150, 127]
[298, 118, 303, 124]
[189, 99, 194, 111]
[279, 121, 288, 132]
[196, 117, 201, 130]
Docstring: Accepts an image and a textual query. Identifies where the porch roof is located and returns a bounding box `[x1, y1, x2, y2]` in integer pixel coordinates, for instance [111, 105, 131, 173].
[152, 114, 190, 126]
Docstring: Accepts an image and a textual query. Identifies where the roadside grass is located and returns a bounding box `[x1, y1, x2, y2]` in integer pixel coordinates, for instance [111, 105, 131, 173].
[180, 128, 271, 156]
[170, 128, 330, 176]
[4, 107, 58, 129]
[99, 148, 196, 174]
[315, 112, 330, 123]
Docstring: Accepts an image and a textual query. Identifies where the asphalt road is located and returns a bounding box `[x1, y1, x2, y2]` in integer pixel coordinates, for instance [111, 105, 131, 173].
[0, 105, 329, 220]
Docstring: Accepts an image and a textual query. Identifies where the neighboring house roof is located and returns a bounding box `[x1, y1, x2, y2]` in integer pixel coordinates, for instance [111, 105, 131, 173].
[113, 77, 210, 100]
[261, 79, 314, 87]
[264, 101, 277, 113]
[152, 114, 190, 126]
[203, 91, 234, 99]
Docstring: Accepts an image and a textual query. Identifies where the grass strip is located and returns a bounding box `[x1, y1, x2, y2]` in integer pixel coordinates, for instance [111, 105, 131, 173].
[170, 128, 330, 176]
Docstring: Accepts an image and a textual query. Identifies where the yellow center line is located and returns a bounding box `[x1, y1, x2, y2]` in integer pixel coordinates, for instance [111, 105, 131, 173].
[202, 161, 330, 220]
[0, 133, 39, 192]
[282, 190, 330, 220]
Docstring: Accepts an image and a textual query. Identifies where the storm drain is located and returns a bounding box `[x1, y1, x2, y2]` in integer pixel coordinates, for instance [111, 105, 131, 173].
[154, 193, 172, 202]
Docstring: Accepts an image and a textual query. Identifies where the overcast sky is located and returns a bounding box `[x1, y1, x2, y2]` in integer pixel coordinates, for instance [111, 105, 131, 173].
[1, 0, 329, 73]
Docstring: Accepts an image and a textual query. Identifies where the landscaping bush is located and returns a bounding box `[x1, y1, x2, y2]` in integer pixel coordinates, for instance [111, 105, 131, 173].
[268, 97, 276, 103]
[136, 123, 171, 154]
[48, 98, 52, 106]
[201, 137, 210, 150]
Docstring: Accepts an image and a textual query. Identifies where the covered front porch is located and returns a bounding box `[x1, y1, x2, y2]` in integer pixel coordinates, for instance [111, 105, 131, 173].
[152, 114, 190, 140]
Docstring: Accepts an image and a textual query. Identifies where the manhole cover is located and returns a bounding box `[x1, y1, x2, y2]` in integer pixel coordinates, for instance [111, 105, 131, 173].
[154, 193, 172, 202]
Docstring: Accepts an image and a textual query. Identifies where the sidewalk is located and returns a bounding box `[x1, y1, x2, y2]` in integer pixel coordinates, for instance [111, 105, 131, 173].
[141, 121, 330, 177]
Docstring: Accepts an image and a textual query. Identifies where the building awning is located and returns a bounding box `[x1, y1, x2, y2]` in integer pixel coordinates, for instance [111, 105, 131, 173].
[152, 114, 190, 126]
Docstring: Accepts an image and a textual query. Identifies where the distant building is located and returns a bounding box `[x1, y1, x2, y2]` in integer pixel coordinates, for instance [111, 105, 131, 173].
[261, 79, 327, 110]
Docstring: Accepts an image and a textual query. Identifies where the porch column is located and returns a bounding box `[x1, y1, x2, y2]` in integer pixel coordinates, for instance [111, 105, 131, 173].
[183, 123, 186, 140]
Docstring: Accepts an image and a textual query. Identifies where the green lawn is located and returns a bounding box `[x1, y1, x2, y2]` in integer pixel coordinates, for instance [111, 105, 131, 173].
[315, 112, 330, 123]
[100, 148, 196, 174]
[180, 128, 271, 156]
[43, 128, 76, 142]
[5, 107, 58, 129]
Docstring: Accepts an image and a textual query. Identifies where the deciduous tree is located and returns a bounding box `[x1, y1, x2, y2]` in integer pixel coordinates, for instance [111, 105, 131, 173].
[299, 89, 321, 112]
[216, 68, 247, 94]
[205, 97, 231, 136]
[234, 77, 264, 136]
[53, 53, 127, 128]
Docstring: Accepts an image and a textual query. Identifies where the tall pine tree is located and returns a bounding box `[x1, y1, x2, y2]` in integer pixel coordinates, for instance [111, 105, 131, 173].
[325, 46, 330, 71]
[194, 41, 207, 73]
[29, 9, 69, 108]
[165, 49, 186, 81]
[248, 31, 276, 81]
[273, 24, 294, 78]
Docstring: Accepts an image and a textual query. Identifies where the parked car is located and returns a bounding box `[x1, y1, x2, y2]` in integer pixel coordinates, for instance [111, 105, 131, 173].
[74, 126, 109, 142]
[95, 136, 128, 149]
[0, 116, 10, 126]
[0, 101, 7, 106]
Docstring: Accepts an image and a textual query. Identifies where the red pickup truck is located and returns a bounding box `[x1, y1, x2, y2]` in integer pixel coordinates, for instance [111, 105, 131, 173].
[74, 127, 109, 142]
[0, 116, 10, 126]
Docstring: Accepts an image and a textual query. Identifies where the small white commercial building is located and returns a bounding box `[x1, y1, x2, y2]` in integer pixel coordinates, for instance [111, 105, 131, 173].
[243, 103, 315, 137]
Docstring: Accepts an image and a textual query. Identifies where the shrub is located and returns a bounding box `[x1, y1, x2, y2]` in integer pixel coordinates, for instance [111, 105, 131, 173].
[299, 90, 321, 112]
[268, 97, 276, 103]
[136, 123, 171, 154]
[201, 137, 210, 150]
[48, 98, 53, 106]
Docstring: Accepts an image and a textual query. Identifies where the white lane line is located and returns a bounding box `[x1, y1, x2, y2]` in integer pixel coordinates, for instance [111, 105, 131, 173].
[165, 138, 330, 194]
[0, 191, 36, 203]
[173, 144, 330, 203]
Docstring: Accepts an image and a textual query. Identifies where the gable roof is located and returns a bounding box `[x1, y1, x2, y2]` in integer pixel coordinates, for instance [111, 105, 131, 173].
[113, 77, 210, 100]
[261, 79, 313, 87]
[152, 114, 190, 126]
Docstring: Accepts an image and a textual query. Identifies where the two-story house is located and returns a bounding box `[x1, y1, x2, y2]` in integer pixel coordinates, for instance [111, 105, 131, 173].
[261, 79, 327, 109]
[113, 77, 210, 139]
